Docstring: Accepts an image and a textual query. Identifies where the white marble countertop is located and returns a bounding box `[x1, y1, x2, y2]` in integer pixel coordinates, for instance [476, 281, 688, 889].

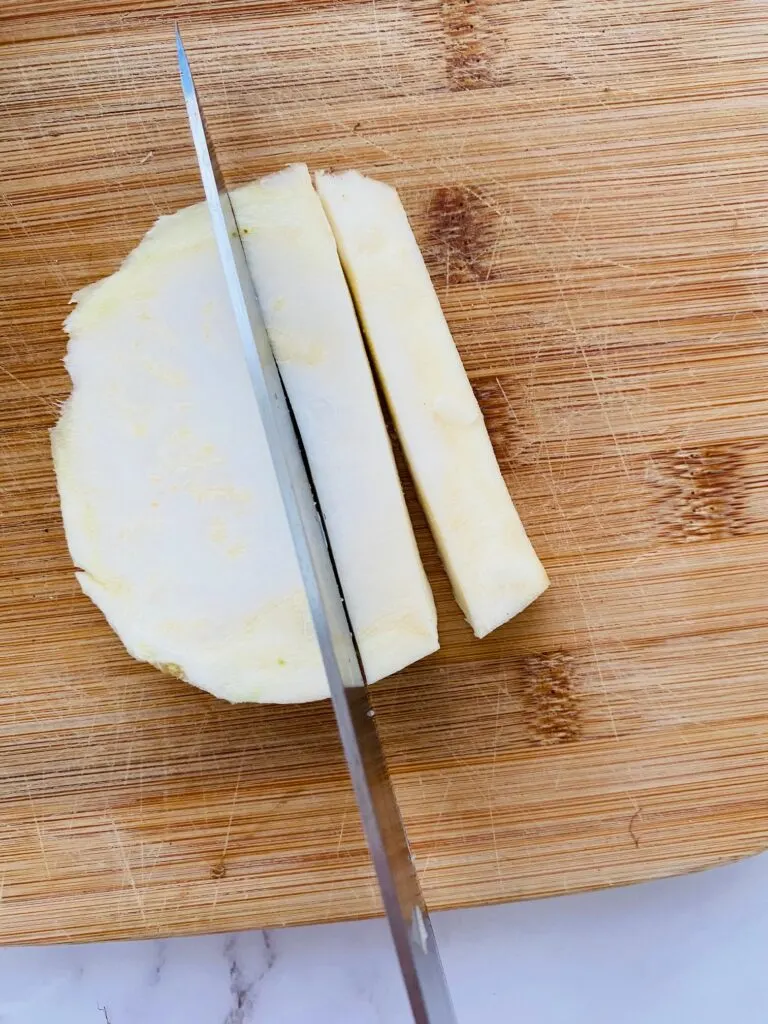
[2, 851, 767, 1023]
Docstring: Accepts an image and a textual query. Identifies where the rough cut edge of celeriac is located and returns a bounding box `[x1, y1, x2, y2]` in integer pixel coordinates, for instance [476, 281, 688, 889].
[315, 169, 550, 638]
[51, 167, 437, 703]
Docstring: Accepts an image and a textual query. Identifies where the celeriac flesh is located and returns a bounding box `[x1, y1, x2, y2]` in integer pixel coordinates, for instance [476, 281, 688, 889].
[52, 164, 437, 703]
[316, 170, 549, 637]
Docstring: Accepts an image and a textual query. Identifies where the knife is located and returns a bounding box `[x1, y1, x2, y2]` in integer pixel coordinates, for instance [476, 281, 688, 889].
[175, 27, 457, 1024]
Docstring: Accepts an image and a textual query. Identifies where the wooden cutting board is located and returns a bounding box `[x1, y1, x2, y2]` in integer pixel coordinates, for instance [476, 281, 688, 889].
[1, 0, 767, 945]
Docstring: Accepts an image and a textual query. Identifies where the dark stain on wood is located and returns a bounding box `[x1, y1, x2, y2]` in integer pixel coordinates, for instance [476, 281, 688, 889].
[426, 185, 496, 285]
[210, 859, 227, 880]
[473, 376, 518, 463]
[647, 445, 748, 541]
[442, 0, 494, 90]
[520, 651, 582, 745]
[473, 374, 542, 470]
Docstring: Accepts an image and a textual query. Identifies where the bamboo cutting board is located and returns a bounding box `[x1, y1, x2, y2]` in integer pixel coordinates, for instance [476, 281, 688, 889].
[1, 0, 767, 945]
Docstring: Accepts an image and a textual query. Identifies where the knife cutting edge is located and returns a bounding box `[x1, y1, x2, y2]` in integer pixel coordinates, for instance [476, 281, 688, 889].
[175, 27, 457, 1024]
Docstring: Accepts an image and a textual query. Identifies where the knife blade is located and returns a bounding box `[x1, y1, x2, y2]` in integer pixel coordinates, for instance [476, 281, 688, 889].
[175, 27, 456, 1024]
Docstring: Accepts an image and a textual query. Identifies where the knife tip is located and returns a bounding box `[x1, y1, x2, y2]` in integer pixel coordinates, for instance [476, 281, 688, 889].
[174, 23, 193, 95]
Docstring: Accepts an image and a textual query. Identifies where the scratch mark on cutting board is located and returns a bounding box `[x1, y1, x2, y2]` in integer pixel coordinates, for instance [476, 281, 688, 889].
[0, 362, 61, 415]
[1, 193, 68, 292]
[220, 747, 246, 864]
[574, 576, 618, 742]
[25, 780, 52, 880]
[109, 815, 146, 922]
[209, 744, 247, 920]
[489, 680, 504, 784]
[418, 777, 452, 887]
[551, 263, 632, 483]
[335, 810, 349, 856]
[486, 794, 503, 890]
[371, 0, 386, 77]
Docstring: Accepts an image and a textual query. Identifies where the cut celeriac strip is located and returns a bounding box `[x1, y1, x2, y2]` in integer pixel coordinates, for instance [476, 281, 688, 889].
[316, 170, 549, 637]
[52, 164, 437, 704]
[235, 164, 437, 681]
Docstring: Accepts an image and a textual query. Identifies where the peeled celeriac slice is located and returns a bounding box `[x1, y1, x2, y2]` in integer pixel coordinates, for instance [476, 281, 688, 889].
[52, 165, 437, 704]
[316, 170, 549, 638]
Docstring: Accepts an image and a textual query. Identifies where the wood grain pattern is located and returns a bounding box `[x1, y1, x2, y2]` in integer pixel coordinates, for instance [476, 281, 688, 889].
[1, 0, 767, 944]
